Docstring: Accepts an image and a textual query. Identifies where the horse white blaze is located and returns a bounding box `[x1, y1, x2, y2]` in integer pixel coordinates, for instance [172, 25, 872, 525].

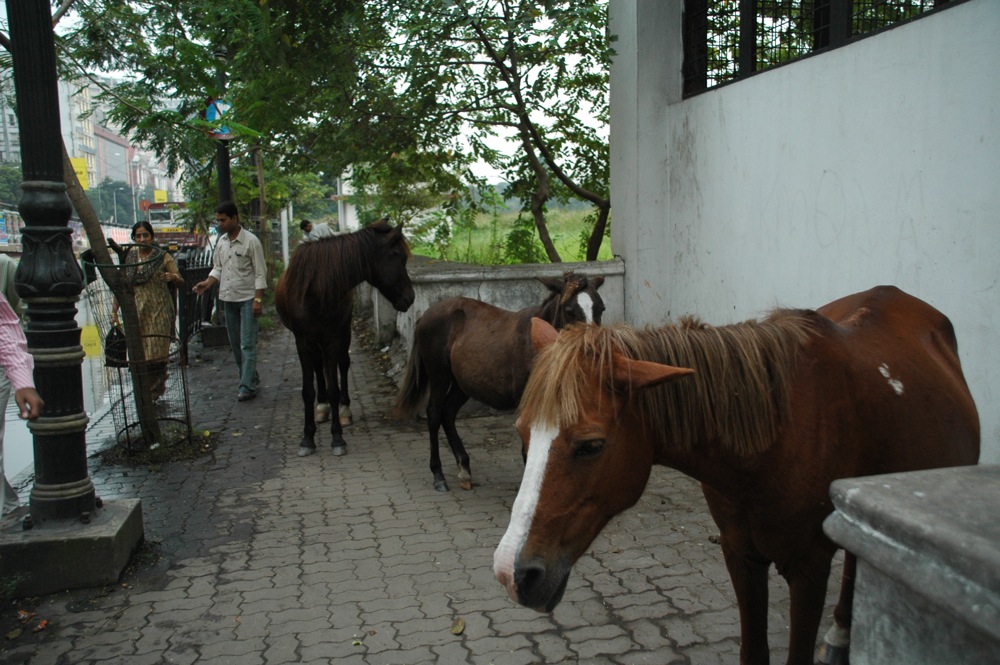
[576, 292, 595, 323]
[493, 423, 557, 600]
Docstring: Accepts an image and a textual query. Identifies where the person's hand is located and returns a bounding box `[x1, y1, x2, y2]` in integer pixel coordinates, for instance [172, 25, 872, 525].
[252, 300, 263, 318]
[15, 387, 44, 421]
[193, 279, 208, 295]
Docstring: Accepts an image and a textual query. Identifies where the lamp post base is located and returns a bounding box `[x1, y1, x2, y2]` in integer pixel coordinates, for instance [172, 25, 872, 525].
[0, 499, 143, 597]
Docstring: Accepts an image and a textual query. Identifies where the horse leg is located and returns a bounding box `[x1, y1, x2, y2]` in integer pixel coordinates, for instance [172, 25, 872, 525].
[314, 365, 331, 424]
[721, 539, 772, 665]
[323, 348, 347, 456]
[705, 487, 770, 665]
[425, 383, 450, 492]
[296, 339, 320, 457]
[816, 552, 855, 665]
[440, 386, 472, 490]
[783, 549, 835, 665]
[337, 342, 352, 426]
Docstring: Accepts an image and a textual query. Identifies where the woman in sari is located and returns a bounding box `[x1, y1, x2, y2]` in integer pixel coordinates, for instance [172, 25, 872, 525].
[111, 221, 184, 399]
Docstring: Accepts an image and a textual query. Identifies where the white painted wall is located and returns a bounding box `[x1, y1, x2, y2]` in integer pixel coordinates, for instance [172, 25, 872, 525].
[611, 0, 1000, 462]
[337, 171, 360, 232]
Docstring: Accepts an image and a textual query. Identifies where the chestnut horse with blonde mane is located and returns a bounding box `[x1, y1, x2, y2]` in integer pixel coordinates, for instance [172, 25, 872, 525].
[275, 220, 414, 457]
[494, 285, 979, 665]
[394, 273, 605, 491]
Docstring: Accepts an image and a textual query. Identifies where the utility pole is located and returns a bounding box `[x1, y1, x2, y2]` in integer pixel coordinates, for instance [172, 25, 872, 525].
[0, 0, 142, 597]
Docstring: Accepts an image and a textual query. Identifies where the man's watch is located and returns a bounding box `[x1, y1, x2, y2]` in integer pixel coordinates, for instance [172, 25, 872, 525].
[254, 297, 263, 304]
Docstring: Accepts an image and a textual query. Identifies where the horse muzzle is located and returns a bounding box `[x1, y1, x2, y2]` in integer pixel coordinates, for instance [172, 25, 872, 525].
[393, 287, 415, 312]
[500, 557, 571, 613]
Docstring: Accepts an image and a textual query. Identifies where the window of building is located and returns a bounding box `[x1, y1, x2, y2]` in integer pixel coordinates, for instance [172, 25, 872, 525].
[683, 0, 965, 96]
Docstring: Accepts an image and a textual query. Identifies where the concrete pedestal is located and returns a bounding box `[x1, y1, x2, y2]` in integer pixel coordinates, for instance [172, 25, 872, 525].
[824, 465, 999, 665]
[0, 499, 143, 597]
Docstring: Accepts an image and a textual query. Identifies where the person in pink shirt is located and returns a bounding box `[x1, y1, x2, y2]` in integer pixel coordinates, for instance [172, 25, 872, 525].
[0, 292, 44, 516]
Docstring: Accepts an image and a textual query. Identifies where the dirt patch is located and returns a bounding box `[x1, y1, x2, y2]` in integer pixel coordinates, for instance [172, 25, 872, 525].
[96, 430, 220, 469]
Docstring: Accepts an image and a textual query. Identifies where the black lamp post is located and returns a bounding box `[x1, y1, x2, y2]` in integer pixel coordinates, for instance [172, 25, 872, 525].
[7, 0, 94, 523]
[1, 0, 142, 596]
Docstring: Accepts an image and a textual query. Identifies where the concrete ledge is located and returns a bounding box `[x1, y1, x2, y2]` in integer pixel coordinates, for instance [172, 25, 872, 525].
[375, 256, 626, 348]
[0, 499, 144, 597]
[824, 465, 999, 665]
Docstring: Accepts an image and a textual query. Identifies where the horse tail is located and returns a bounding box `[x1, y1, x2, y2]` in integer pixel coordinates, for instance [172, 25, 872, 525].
[392, 341, 427, 419]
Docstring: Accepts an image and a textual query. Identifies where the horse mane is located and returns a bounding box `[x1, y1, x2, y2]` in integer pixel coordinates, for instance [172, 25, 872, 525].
[519, 309, 816, 457]
[280, 220, 408, 313]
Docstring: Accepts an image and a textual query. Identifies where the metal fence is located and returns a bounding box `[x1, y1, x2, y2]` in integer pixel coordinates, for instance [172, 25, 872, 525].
[175, 247, 217, 363]
[683, 0, 962, 95]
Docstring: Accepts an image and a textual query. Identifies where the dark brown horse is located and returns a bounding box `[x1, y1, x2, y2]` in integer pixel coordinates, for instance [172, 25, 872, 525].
[494, 286, 979, 665]
[275, 220, 414, 457]
[394, 273, 605, 492]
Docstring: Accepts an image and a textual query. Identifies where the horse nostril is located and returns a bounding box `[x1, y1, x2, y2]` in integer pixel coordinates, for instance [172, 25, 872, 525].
[514, 560, 546, 598]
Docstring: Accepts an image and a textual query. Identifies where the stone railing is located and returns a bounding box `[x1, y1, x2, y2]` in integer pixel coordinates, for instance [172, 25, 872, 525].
[358, 255, 626, 352]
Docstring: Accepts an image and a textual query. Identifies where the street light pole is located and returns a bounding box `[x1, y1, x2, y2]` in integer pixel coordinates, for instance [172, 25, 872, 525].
[6, 0, 93, 521]
[0, 0, 142, 597]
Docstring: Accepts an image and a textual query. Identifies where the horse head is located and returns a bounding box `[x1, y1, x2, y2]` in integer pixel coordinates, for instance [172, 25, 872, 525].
[493, 318, 693, 612]
[536, 272, 606, 328]
[367, 218, 416, 312]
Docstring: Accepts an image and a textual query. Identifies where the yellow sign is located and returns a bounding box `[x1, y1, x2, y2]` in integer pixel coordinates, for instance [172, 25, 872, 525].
[154, 189, 168, 203]
[80, 325, 102, 358]
[71, 158, 89, 190]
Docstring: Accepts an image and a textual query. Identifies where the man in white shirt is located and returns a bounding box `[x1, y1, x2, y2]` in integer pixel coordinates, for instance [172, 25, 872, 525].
[193, 201, 267, 402]
[300, 219, 335, 242]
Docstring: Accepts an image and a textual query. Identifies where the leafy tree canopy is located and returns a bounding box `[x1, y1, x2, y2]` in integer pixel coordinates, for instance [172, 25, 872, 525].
[42, 0, 612, 260]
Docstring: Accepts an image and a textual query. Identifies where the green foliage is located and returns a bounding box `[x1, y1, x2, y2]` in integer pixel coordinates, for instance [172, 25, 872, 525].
[0, 163, 22, 206]
[83, 178, 140, 226]
[44, 1, 613, 261]
[410, 207, 611, 266]
[504, 214, 547, 265]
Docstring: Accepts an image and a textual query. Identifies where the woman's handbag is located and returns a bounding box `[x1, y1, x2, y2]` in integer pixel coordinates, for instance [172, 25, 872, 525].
[105, 325, 128, 367]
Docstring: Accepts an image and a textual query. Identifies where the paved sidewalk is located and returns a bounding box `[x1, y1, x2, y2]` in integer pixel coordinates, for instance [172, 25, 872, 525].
[0, 322, 840, 665]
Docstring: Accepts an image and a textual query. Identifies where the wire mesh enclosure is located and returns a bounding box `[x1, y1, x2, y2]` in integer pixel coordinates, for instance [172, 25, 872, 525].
[81, 247, 193, 452]
[684, 0, 960, 96]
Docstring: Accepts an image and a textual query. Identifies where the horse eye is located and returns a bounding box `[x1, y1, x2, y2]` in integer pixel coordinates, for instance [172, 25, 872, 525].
[574, 439, 605, 458]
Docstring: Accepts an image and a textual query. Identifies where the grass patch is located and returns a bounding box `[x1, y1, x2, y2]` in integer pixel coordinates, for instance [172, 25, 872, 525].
[411, 208, 613, 265]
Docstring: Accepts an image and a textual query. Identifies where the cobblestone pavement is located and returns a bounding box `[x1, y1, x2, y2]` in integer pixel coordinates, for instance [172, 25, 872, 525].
[1, 322, 841, 665]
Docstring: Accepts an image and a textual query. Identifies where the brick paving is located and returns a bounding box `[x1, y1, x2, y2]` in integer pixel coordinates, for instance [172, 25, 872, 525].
[0, 322, 841, 664]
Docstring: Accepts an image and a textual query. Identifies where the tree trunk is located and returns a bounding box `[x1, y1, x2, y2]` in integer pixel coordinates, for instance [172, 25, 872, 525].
[62, 142, 163, 445]
[254, 147, 274, 284]
[518, 122, 560, 262]
[586, 202, 611, 261]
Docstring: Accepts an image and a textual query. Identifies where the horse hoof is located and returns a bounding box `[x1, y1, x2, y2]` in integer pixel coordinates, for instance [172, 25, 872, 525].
[460, 479, 473, 491]
[339, 404, 353, 426]
[298, 446, 316, 457]
[816, 644, 850, 665]
[315, 403, 331, 423]
[331, 445, 347, 456]
[434, 479, 450, 492]
[816, 625, 851, 665]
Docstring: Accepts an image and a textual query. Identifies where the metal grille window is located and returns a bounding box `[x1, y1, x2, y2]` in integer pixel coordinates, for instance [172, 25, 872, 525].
[683, 0, 962, 96]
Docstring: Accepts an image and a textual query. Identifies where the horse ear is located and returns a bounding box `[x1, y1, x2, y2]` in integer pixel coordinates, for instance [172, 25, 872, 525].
[591, 276, 605, 290]
[536, 276, 564, 293]
[530, 317, 559, 351]
[613, 354, 694, 391]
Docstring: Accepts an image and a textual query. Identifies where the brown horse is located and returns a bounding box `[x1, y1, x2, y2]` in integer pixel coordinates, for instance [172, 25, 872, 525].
[494, 286, 979, 665]
[394, 273, 605, 492]
[275, 220, 414, 457]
